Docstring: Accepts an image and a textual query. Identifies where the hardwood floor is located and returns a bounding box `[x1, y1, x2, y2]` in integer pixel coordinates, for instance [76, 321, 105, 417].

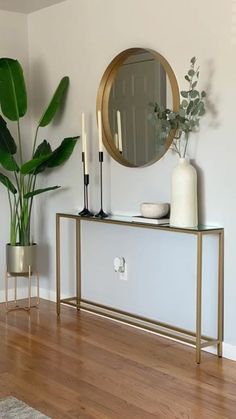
[0, 300, 236, 418]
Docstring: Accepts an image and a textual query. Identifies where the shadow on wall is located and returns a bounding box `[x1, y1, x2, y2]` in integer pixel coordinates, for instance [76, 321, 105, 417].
[205, 59, 219, 128]
[192, 159, 206, 225]
[30, 59, 70, 127]
[190, 59, 220, 226]
[29, 60, 48, 120]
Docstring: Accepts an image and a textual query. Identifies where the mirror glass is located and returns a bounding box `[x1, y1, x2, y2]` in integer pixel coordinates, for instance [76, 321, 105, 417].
[97, 48, 179, 167]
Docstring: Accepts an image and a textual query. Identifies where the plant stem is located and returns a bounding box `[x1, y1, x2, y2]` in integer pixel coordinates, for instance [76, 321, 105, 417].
[17, 120, 23, 165]
[32, 125, 39, 157]
[172, 140, 181, 157]
[26, 176, 37, 241]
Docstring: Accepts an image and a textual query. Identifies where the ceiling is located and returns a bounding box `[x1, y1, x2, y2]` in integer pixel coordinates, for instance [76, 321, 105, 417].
[0, 0, 66, 14]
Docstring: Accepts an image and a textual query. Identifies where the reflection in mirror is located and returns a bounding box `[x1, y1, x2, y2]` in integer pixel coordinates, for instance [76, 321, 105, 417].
[108, 50, 171, 166]
[97, 48, 179, 167]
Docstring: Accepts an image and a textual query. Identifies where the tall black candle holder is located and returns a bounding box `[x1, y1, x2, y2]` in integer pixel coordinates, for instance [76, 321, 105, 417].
[95, 151, 108, 218]
[79, 152, 93, 217]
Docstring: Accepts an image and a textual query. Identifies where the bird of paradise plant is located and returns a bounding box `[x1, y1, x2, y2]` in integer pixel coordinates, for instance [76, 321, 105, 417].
[0, 58, 79, 246]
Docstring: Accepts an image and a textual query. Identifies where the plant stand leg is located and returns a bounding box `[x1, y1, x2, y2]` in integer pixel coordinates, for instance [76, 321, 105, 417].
[14, 277, 17, 307]
[5, 271, 8, 312]
[36, 271, 40, 306]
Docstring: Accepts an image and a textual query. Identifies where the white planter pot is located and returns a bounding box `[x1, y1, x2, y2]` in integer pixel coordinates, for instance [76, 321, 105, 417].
[170, 158, 198, 228]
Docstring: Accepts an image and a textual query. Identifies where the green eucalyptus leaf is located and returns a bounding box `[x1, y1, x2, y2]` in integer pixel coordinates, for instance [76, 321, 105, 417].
[169, 112, 176, 120]
[0, 172, 17, 194]
[199, 107, 206, 116]
[0, 115, 17, 154]
[179, 109, 186, 117]
[188, 69, 195, 77]
[38, 76, 69, 127]
[24, 185, 61, 199]
[0, 58, 27, 121]
[185, 75, 190, 82]
[187, 101, 194, 115]
[190, 90, 199, 98]
[201, 90, 206, 98]
[192, 81, 197, 89]
[181, 99, 188, 108]
[181, 91, 188, 98]
[191, 106, 199, 116]
[190, 57, 196, 65]
[0, 150, 18, 171]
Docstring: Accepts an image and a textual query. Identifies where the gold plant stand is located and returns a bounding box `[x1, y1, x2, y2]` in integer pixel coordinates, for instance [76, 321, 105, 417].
[56, 213, 224, 364]
[5, 267, 40, 312]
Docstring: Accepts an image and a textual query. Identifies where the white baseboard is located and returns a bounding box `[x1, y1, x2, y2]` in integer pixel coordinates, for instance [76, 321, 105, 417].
[3, 287, 236, 362]
[39, 288, 56, 302]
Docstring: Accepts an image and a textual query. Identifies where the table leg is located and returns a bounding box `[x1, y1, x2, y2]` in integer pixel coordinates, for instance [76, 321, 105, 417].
[196, 233, 203, 364]
[28, 265, 31, 310]
[217, 230, 224, 357]
[56, 213, 61, 316]
[76, 219, 81, 310]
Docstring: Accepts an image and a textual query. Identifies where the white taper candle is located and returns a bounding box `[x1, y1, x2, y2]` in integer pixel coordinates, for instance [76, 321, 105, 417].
[114, 133, 119, 149]
[117, 110, 123, 152]
[98, 110, 103, 152]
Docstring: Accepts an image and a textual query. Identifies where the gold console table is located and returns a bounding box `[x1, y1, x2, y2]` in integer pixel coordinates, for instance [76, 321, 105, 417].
[56, 213, 224, 364]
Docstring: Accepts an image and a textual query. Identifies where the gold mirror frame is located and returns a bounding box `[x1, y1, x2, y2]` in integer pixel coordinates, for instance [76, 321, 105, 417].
[97, 48, 180, 167]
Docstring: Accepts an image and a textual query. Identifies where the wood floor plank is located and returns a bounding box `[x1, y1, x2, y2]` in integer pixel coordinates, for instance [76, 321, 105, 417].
[0, 299, 236, 418]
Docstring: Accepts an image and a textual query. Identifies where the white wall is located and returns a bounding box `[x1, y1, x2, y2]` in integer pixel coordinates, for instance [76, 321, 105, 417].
[0, 10, 31, 300]
[26, 0, 236, 347]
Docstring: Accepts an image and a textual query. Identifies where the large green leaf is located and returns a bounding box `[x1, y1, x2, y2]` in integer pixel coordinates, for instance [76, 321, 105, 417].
[38, 76, 69, 127]
[0, 172, 17, 193]
[46, 137, 78, 168]
[24, 185, 60, 199]
[0, 58, 27, 121]
[33, 140, 53, 173]
[34, 140, 52, 158]
[0, 116, 17, 154]
[35, 136, 78, 174]
[22, 137, 78, 175]
[20, 154, 52, 175]
[0, 150, 18, 171]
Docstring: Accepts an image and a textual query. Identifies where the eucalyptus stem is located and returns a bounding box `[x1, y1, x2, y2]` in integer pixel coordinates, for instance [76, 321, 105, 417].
[172, 140, 181, 157]
[183, 133, 189, 158]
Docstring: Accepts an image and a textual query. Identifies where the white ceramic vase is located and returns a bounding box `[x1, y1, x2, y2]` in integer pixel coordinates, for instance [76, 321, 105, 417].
[170, 158, 198, 228]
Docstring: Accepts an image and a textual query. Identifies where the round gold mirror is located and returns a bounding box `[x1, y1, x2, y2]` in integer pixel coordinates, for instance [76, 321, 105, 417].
[97, 48, 180, 167]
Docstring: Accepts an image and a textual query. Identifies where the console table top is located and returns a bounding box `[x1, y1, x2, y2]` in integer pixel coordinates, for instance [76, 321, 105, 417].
[56, 213, 223, 234]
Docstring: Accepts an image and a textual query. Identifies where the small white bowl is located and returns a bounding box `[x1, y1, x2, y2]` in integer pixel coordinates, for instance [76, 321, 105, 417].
[140, 202, 169, 219]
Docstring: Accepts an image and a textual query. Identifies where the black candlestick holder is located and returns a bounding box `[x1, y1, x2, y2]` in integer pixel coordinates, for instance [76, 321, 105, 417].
[79, 152, 93, 217]
[95, 151, 108, 218]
